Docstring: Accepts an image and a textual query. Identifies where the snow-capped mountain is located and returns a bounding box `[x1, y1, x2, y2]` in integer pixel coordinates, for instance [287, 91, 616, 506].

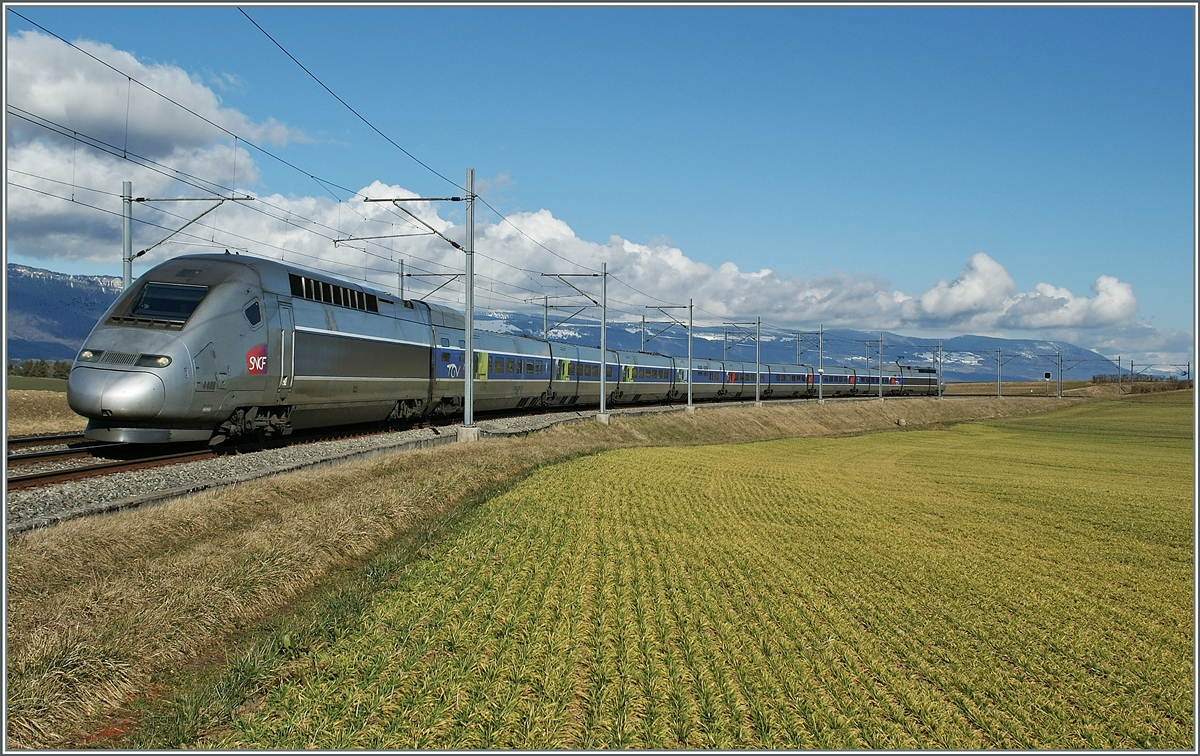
[5, 263, 1117, 381]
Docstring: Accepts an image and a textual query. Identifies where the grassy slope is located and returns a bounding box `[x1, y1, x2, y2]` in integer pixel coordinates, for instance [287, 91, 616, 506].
[200, 391, 1190, 749]
[4, 394, 1191, 748]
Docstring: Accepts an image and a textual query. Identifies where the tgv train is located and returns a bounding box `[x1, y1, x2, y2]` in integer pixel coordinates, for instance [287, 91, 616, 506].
[67, 254, 938, 444]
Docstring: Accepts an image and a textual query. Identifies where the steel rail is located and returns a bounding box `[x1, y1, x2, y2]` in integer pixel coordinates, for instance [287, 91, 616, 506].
[7, 443, 128, 467]
[5, 432, 89, 451]
[6, 448, 217, 491]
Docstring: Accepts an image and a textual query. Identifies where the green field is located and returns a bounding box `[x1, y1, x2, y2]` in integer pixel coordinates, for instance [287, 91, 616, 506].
[5, 375, 68, 392]
[198, 392, 1193, 750]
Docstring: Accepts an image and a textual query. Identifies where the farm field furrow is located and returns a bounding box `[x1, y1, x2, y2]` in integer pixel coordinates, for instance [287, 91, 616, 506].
[208, 393, 1194, 750]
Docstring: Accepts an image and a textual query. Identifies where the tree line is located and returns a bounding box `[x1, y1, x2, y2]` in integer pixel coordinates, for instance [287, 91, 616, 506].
[7, 359, 72, 380]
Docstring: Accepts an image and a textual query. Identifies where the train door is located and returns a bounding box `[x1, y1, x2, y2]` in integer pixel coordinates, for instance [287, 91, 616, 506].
[278, 303, 294, 401]
[194, 343, 217, 392]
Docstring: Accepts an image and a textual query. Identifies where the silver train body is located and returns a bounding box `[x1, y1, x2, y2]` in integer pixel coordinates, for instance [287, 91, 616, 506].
[67, 254, 937, 444]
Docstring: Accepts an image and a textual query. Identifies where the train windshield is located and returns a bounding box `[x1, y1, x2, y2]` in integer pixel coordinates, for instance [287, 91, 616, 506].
[131, 283, 209, 321]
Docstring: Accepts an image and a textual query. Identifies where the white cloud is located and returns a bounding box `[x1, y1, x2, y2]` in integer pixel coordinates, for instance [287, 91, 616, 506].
[1000, 275, 1138, 329]
[5, 30, 1183, 366]
[6, 30, 301, 154]
[899, 252, 1016, 323]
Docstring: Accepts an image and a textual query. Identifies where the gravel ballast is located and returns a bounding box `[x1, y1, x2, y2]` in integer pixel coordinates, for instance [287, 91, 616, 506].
[4, 404, 687, 535]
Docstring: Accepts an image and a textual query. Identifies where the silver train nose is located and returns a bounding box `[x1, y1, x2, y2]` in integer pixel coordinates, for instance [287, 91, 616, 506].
[68, 367, 166, 420]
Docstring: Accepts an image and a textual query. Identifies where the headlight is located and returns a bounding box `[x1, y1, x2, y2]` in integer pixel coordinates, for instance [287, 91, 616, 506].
[135, 354, 172, 368]
[78, 349, 103, 363]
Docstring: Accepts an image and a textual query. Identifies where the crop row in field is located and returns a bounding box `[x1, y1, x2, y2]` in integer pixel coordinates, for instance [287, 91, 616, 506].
[206, 392, 1194, 749]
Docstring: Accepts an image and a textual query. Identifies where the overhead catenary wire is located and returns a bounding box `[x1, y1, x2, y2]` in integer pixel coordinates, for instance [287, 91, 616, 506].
[7, 9, 376, 206]
[11, 9, 598, 302]
[13, 132, 1090, 349]
[236, 8, 597, 276]
[239, 7, 464, 195]
[8, 12, 1135, 363]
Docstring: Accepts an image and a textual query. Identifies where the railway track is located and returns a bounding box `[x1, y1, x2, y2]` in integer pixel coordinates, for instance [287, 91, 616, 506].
[6, 448, 218, 491]
[5, 432, 89, 451]
[6, 396, 957, 529]
[4, 419, 448, 493]
[7, 442, 127, 467]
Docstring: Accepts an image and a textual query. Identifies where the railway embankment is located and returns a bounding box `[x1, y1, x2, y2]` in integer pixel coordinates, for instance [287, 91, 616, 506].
[6, 394, 1094, 748]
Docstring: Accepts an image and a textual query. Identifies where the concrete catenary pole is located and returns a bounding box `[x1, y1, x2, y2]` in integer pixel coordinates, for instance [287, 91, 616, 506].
[818, 324, 824, 403]
[463, 168, 476, 429]
[931, 343, 940, 403]
[997, 347, 1002, 398]
[754, 316, 761, 405]
[122, 181, 133, 289]
[687, 299, 693, 407]
[879, 333, 884, 400]
[1058, 352, 1063, 398]
[599, 262, 607, 416]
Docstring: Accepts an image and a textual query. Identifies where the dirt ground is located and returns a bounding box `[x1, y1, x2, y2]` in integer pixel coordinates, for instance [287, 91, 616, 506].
[5, 390, 87, 437]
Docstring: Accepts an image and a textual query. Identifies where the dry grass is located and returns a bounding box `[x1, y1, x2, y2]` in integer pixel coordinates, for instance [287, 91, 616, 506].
[5, 390, 87, 437]
[4, 396, 1073, 748]
[942, 380, 1103, 397]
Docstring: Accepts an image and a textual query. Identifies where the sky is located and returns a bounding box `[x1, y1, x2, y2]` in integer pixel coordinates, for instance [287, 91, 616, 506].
[4, 4, 1196, 368]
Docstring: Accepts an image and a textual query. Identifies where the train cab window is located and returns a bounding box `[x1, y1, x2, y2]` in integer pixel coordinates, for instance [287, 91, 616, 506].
[440, 338, 450, 347]
[131, 283, 209, 322]
[243, 301, 262, 328]
[459, 341, 466, 350]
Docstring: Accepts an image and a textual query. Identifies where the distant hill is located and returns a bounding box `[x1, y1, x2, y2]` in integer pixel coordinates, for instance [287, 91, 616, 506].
[471, 311, 1118, 383]
[6, 264, 123, 361]
[5, 262, 1117, 381]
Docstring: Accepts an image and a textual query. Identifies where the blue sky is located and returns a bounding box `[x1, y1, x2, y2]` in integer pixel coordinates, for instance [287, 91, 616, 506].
[4, 4, 1195, 366]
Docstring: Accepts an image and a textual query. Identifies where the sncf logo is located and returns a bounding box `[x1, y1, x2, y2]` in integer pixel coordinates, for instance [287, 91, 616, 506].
[246, 344, 268, 374]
